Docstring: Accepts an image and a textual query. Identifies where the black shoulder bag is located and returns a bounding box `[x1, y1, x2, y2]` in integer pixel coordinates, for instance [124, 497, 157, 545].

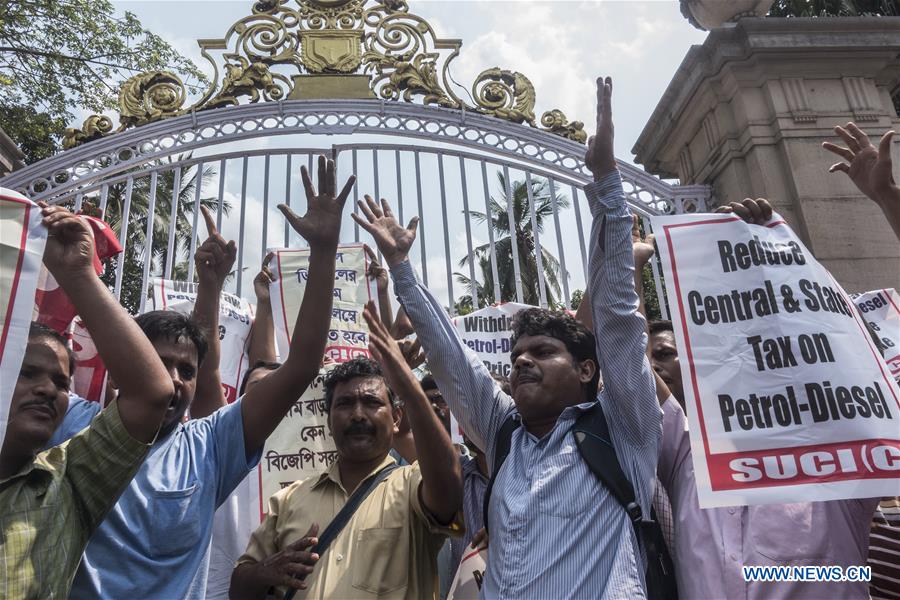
[283, 463, 399, 600]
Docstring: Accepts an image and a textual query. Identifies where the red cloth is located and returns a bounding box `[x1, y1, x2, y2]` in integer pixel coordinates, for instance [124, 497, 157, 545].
[33, 213, 122, 402]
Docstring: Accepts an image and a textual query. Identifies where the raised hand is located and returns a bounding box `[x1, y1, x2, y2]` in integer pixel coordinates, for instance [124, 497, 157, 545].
[279, 155, 354, 250]
[631, 214, 655, 267]
[824, 124, 898, 206]
[584, 76, 616, 180]
[397, 337, 426, 371]
[195, 205, 237, 288]
[364, 244, 389, 293]
[351, 195, 419, 266]
[253, 251, 276, 303]
[714, 198, 774, 225]
[38, 203, 96, 279]
[363, 301, 410, 385]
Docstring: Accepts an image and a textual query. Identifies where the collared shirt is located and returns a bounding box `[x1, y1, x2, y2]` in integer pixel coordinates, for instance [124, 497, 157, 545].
[45, 393, 101, 448]
[449, 455, 489, 571]
[870, 496, 900, 599]
[658, 396, 880, 599]
[70, 398, 261, 599]
[389, 170, 661, 599]
[0, 400, 148, 599]
[238, 454, 461, 599]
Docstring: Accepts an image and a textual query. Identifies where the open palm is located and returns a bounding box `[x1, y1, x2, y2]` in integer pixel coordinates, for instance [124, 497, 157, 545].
[352, 195, 419, 266]
[279, 155, 355, 249]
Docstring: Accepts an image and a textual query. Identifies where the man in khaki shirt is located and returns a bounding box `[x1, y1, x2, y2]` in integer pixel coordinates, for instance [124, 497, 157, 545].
[231, 297, 463, 599]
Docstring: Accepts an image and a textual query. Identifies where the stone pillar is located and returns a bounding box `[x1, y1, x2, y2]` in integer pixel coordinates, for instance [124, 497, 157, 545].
[632, 17, 900, 293]
[0, 127, 25, 177]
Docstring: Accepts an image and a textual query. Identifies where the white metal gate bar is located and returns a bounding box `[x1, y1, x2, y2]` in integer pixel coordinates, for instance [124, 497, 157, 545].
[2, 101, 707, 215]
[186, 161, 204, 283]
[480, 160, 502, 305]
[113, 177, 134, 300]
[138, 171, 159, 315]
[164, 166, 181, 280]
[2, 103, 712, 318]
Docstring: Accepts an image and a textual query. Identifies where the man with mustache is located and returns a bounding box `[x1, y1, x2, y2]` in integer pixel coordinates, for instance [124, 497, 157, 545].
[0, 205, 175, 598]
[354, 77, 662, 598]
[67, 156, 354, 599]
[231, 304, 463, 599]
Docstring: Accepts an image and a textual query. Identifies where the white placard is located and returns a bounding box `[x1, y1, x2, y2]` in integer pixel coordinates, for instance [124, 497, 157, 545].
[0, 188, 47, 449]
[268, 245, 372, 363]
[850, 288, 900, 383]
[651, 211, 900, 507]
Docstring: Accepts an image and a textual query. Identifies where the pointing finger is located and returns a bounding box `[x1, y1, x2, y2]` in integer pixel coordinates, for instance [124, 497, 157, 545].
[828, 162, 850, 174]
[317, 155, 327, 198]
[200, 205, 218, 237]
[822, 141, 854, 162]
[834, 125, 861, 153]
[845, 123, 871, 149]
[336, 175, 356, 206]
[300, 165, 315, 200]
[877, 130, 895, 164]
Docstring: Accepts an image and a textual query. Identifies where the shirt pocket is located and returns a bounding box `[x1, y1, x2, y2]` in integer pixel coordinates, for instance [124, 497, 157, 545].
[535, 452, 591, 518]
[148, 483, 202, 558]
[750, 503, 831, 562]
[351, 527, 408, 595]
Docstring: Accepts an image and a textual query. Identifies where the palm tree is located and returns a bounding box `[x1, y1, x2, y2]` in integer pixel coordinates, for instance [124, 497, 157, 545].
[93, 155, 229, 313]
[455, 172, 569, 308]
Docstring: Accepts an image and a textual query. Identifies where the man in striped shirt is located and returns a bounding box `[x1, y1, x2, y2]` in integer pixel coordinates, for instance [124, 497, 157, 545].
[353, 77, 662, 598]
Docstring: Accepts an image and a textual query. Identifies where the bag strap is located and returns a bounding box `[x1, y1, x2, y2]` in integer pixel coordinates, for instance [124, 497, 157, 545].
[572, 405, 642, 522]
[282, 462, 399, 600]
[482, 415, 520, 535]
[573, 405, 677, 600]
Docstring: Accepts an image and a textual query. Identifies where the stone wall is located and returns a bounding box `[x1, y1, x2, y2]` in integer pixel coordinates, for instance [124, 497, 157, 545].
[632, 17, 900, 292]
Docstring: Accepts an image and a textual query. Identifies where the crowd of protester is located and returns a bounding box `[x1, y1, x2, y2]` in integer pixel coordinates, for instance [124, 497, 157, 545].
[1, 76, 898, 600]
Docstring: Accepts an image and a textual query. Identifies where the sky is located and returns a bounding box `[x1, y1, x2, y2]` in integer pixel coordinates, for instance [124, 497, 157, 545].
[100, 0, 709, 307]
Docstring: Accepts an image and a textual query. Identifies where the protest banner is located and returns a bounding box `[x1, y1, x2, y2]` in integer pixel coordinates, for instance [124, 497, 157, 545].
[447, 544, 488, 600]
[269, 245, 373, 363]
[70, 318, 107, 403]
[452, 302, 533, 378]
[0, 188, 47, 448]
[850, 289, 900, 383]
[449, 302, 532, 444]
[257, 367, 336, 518]
[31, 212, 120, 403]
[652, 211, 900, 507]
[151, 278, 253, 403]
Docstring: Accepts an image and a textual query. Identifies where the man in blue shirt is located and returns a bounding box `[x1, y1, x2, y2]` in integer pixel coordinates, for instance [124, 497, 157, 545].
[353, 77, 661, 598]
[65, 156, 355, 598]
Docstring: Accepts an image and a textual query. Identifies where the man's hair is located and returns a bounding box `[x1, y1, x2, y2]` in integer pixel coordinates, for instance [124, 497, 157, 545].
[510, 308, 600, 399]
[239, 360, 281, 396]
[648, 319, 674, 337]
[323, 357, 398, 412]
[29, 322, 75, 373]
[134, 310, 208, 366]
[419, 373, 438, 393]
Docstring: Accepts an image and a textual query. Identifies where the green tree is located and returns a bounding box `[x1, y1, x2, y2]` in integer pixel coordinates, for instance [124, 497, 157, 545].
[0, 106, 65, 164]
[569, 289, 584, 311]
[0, 0, 207, 163]
[455, 172, 569, 308]
[767, 0, 895, 16]
[97, 157, 228, 313]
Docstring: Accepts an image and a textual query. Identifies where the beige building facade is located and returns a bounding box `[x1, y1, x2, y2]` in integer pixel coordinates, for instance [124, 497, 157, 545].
[633, 17, 900, 292]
